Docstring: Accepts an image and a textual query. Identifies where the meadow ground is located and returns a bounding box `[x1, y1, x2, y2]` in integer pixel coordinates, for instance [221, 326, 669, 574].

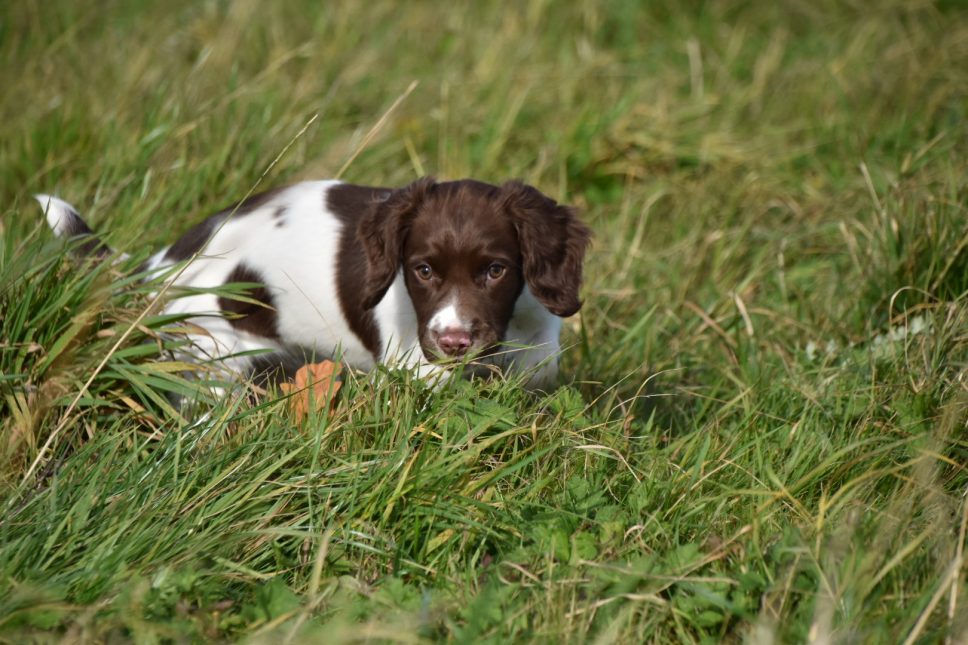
[1, 0, 967, 642]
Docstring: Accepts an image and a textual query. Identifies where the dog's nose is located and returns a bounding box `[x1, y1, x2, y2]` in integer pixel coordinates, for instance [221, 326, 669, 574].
[436, 328, 473, 356]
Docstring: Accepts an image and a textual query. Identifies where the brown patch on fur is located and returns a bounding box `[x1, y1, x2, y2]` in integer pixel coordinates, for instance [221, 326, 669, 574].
[499, 181, 591, 317]
[165, 188, 287, 262]
[217, 263, 280, 340]
[164, 214, 227, 262]
[272, 206, 286, 228]
[223, 187, 288, 217]
[356, 177, 436, 310]
[326, 183, 394, 358]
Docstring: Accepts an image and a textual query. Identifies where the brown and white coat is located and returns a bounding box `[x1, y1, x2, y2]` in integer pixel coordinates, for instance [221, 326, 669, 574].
[38, 178, 591, 390]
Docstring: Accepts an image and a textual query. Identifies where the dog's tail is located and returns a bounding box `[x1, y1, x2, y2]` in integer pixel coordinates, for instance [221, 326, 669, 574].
[35, 194, 113, 258]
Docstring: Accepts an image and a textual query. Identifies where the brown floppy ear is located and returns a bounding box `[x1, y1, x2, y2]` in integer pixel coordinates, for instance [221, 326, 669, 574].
[357, 177, 436, 309]
[501, 181, 591, 317]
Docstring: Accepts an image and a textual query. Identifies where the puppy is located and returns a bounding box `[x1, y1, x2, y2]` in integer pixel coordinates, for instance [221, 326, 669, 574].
[37, 178, 590, 389]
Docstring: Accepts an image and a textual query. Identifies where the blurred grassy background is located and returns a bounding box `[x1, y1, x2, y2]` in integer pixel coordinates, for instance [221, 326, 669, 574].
[1, 0, 967, 641]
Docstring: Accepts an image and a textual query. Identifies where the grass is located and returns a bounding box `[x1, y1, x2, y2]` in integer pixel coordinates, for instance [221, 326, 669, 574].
[1, 0, 967, 641]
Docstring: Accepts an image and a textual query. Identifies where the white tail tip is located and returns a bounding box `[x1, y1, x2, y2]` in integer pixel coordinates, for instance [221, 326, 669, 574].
[35, 194, 89, 237]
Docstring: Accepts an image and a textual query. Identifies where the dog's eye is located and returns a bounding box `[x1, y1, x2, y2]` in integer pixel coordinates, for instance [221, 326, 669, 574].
[415, 264, 433, 280]
[486, 263, 506, 280]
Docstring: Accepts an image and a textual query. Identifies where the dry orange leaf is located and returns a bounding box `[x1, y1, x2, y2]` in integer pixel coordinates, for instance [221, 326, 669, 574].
[279, 360, 343, 421]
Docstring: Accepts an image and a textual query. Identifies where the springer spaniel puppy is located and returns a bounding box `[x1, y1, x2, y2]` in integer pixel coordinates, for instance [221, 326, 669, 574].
[37, 178, 590, 389]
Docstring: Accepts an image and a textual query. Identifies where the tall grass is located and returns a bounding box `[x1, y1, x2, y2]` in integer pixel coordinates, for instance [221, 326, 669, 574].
[1, 0, 966, 641]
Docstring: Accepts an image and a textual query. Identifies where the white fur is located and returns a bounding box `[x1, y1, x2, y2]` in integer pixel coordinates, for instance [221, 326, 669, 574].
[498, 288, 562, 388]
[428, 298, 467, 334]
[35, 194, 79, 236]
[39, 181, 564, 389]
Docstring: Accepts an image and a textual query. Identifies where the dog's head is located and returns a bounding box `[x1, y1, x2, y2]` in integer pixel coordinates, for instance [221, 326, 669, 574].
[358, 178, 591, 363]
